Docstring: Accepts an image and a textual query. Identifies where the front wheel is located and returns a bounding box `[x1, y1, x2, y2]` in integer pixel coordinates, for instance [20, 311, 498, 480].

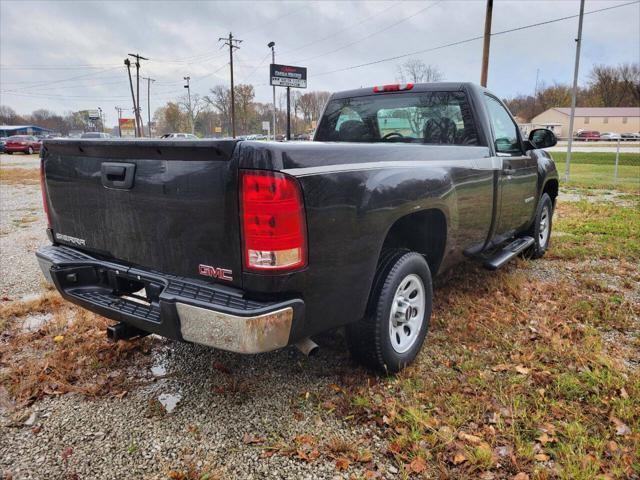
[346, 250, 433, 373]
[527, 193, 553, 259]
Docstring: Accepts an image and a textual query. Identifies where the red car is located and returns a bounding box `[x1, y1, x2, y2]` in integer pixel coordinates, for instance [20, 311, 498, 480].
[3, 135, 42, 154]
[575, 131, 601, 142]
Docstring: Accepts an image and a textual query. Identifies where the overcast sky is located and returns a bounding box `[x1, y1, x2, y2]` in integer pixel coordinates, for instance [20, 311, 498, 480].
[1, 0, 639, 125]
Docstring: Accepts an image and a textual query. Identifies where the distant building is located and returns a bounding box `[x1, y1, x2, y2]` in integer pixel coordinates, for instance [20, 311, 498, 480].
[530, 107, 640, 138]
[0, 125, 53, 138]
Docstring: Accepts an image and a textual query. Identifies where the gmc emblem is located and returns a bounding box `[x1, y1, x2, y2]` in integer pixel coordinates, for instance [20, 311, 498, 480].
[198, 264, 233, 282]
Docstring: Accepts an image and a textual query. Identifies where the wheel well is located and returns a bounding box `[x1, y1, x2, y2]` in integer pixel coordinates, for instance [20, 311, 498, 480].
[381, 209, 447, 275]
[543, 179, 559, 206]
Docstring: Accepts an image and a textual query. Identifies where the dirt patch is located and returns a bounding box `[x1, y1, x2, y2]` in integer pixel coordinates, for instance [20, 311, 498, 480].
[0, 167, 40, 185]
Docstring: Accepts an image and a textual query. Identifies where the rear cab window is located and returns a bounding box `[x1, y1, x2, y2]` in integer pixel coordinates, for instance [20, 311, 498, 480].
[315, 91, 480, 145]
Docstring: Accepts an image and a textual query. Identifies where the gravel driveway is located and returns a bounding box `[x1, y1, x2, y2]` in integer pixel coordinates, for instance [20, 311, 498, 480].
[1, 166, 636, 479]
[0, 171, 395, 479]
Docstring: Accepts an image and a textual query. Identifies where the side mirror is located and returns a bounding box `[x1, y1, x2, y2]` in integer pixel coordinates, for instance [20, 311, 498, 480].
[529, 128, 557, 149]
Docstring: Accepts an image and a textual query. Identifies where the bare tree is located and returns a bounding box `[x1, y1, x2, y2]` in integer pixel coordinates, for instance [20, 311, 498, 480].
[205, 86, 232, 136]
[619, 63, 640, 104]
[397, 59, 443, 84]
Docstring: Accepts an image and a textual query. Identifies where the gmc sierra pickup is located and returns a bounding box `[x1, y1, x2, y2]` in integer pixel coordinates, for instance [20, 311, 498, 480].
[36, 82, 559, 372]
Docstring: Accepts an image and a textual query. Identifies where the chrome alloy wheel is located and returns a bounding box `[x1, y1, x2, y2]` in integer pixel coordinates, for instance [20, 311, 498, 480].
[389, 273, 425, 354]
[539, 205, 550, 247]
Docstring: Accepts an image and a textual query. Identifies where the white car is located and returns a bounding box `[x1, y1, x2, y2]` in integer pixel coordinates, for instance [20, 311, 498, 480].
[599, 132, 621, 141]
[160, 133, 198, 139]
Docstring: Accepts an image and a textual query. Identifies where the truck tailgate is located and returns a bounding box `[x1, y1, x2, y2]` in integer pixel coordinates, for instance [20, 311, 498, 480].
[42, 139, 243, 287]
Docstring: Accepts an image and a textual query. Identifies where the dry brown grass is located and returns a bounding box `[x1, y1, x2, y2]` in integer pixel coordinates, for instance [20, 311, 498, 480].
[0, 293, 151, 405]
[0, 167, 40, 185]
[291, 262, 639, 479]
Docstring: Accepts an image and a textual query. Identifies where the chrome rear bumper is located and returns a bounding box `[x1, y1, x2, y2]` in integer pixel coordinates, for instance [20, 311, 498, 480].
[37, 245, 302, 353]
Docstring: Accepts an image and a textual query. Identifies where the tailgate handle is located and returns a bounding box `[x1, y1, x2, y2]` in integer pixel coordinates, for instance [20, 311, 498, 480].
[101, 162, 135, 189]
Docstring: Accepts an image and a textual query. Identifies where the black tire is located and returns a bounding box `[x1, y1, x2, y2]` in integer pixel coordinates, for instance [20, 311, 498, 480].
[6, 152, 12, 155]
[346, 249, 433, 373]
[527, 193, 553, 259]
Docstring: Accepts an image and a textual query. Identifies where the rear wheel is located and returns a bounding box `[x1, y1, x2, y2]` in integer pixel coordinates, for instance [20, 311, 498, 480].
[346, 250, 433, 373]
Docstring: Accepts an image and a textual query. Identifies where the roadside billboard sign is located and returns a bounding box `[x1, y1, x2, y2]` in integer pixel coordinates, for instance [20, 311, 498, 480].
[87, 109, 101, 120]
[119, 118, 136, 137]
[262, 121, 270, 131]
[270, 64, 307, 88]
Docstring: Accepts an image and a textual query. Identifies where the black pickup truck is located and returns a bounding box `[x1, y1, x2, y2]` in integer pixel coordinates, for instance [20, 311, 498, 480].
[37, 82, 559, 372]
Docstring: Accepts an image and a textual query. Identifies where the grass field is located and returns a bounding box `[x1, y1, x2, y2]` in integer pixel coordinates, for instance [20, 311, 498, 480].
[551, 152, 639, 192]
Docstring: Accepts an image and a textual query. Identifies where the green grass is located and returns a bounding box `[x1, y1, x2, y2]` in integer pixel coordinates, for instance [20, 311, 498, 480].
[558, 163, 639, 192]
[551, 200, 640, 260]
[548, 152, 640, 191]
[552, 152, 639, 166]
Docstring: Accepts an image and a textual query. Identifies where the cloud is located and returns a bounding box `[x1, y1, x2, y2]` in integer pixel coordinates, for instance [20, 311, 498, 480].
[1, 0, 638, 124]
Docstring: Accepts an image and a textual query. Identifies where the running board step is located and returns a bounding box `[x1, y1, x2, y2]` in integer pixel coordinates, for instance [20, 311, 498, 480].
[483, 236, 534, 271]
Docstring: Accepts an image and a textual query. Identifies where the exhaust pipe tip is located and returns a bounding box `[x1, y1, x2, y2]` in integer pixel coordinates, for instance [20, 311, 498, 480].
[295, 337, 319, 357]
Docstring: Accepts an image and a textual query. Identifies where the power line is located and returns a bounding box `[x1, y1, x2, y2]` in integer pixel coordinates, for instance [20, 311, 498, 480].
[280, 1, 398, 57]
[293, 1, 442, 64]
[312, 0, 640, 77]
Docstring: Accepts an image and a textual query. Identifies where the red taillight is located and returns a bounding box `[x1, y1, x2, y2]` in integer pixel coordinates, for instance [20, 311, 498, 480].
[373, 83, 414, 93]
[240, 170, 307, 272]
[40, 159, 51, 228]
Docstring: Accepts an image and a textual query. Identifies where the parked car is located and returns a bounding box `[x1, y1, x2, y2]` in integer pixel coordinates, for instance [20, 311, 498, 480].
[294, 133, 311, 141]
[3, 135, 41, 154]
[80, 132, 111, 139]
[574, 131, 600, 141]
[621, 132, 640, 140]
[37, 82, 559, 373]
[599, 132, 621, 141]
[0, 139, 5, 153]
[160, 133, 198, 139]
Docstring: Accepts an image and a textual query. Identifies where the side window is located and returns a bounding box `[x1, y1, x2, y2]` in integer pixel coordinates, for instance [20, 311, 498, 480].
[484, 96, 521, 155]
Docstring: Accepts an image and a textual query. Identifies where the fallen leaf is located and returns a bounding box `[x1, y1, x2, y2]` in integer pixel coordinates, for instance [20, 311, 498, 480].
[537, 432, 557, 445]
[335, 457, 350, 471]
[452, 452, 467, 465]
[364, 470, 381, 479]
[458, 432, 482, 444]
[409, 456, 427, 473]
[611, 417, 631, 436]
[242, 433, 266, 445]
[606, 440, 619, 453]
[515, 365, 530, 375]
[212, 362, 231, 374]
[534, 453, 550, 461]
[620, 387, 629, 399]
[513, 473, 529, 480]
[61, 447, 73, 461]
[491, 364, 510, 372]
[53, 335, 64, 343]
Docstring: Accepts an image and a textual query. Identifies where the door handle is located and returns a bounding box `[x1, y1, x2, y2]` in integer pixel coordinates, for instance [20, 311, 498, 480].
[101, 162, 135, 189]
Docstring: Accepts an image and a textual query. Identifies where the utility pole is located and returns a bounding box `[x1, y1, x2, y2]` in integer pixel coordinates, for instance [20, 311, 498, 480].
[183, 76, 193, 134]
[128, 53, 148, 137]
[124, 59, 139, 137]
[219, 32, 242, 138]
[142, 76, 156, 137]
[268, 41, 276, 140]
[564, 0, 585, 182]
[115, 107, 125, 137]
[98, 107, 103, 132]
[480, 0, 493, 87]
[286, 87, 291, 141]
